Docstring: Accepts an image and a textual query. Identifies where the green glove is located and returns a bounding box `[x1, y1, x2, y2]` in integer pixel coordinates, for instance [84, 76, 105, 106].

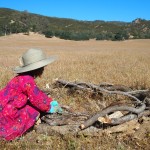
[49, 100, 63, 114]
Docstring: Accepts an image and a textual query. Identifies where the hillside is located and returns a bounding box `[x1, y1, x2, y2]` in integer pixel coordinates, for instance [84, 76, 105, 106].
[0, 8, 150, 40]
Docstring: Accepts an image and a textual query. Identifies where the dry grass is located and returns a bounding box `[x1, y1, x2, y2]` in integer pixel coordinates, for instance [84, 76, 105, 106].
[0, 33, 150, 149]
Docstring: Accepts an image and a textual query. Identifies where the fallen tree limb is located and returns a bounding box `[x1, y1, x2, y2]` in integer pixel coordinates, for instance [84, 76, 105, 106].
[41, 111, 89, 126]
[80, 103, 146, 129]
[111, 110, 150, 125]
[87, 83, 142, 104]
[102, 84, 132, 92]
[55, 79, 91, 91]
[55, 79, 150, 104]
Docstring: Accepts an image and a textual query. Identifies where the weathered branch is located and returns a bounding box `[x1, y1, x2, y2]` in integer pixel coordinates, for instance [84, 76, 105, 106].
[111, 110, 150, 125]
[104, 85, 132, 92]
[127, 89, 149, 95]
[55, 79, 91, 91]
[55, 79, 145, 104]
[87, 83, 142, 104]
[41, 110, 89, 126]
[80, 103, 146, 129]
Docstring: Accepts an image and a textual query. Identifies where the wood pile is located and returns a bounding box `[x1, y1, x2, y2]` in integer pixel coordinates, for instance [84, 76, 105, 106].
[35, 79, 150, 137]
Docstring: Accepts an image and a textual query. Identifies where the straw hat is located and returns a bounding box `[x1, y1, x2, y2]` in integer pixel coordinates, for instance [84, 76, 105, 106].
[14, 48, 57, 73]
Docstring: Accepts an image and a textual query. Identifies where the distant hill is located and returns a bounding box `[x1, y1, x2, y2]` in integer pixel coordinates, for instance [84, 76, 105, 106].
[0, 8, 150, 41]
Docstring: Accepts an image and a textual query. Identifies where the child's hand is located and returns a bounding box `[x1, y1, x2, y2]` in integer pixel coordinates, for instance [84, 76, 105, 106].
[49, 100, 63, 114]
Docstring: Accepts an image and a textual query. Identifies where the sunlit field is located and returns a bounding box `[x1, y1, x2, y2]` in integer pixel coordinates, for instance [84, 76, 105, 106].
[0, 34, 150, 149]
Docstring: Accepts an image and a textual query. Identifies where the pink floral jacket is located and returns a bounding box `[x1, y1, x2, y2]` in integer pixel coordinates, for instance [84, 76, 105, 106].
[0, 75, 52, 140]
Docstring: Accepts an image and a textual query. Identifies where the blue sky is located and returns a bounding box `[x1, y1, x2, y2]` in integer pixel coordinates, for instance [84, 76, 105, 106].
[0, 0, 150, 22]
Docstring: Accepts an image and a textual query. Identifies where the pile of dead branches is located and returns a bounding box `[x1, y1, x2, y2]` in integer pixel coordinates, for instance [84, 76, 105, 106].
[54, 79, 150, 129]
[36, 79, 150, 136]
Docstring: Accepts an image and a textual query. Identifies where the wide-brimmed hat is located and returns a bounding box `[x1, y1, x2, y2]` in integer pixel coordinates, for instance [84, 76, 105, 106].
[14, 48, 57, 73]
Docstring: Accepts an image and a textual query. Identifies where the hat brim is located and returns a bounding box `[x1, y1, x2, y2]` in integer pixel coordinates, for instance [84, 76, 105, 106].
[14, 56, 57, 73]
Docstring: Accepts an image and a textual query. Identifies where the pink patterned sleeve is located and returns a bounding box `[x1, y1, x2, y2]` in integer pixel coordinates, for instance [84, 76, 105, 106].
[20, 75, 52, 112]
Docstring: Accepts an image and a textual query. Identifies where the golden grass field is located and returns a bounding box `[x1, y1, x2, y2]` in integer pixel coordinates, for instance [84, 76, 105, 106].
[0, 33, 150, 149]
